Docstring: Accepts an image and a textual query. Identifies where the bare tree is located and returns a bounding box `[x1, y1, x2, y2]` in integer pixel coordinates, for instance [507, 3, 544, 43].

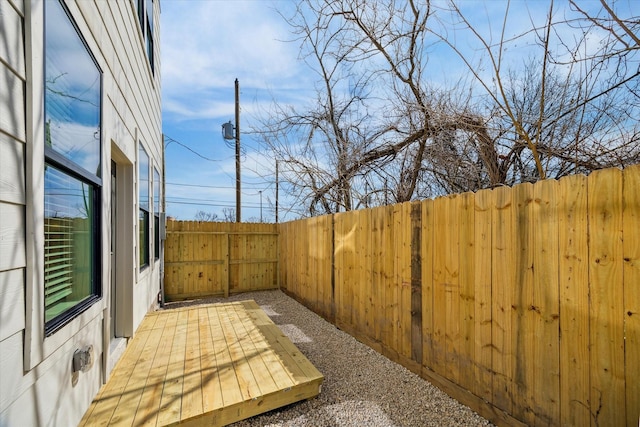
[260, 0, 639, 217]
[222, 208, 236, 222]
[194, 211, 219, 222]
[259, 0, 472, 214]
[432, 0, 640, 181]
[257, 1, 370, 215]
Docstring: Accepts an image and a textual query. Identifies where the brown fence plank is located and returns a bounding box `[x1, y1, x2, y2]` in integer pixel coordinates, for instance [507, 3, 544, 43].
[491, 186, 515, 415]
[623, 164, 640, 427]
[357, 209, 373, 337]
[382, 206, 397, 352]
[432, 196, 448, 378]
[512, 182, 535, 424]
[397, 202, 412, 359]
[307, 217, 317, 311]
[588, 168, 625, 427]
[473, 188, 493, 403]
[350, 209, 358, 328]
[458, 192, 475, 395]
[533, 179, 560, 424]
[558, 174, 590, 426]
[332, 213, 346, 327]
[421, 199, 435, 372]
[445, 195, 461, 386]
[371, 206, 385, 344]
[410, 201, 422, 365]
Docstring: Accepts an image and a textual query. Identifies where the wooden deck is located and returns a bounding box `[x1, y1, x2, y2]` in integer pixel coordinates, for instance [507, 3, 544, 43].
[80, 300, 324, 426]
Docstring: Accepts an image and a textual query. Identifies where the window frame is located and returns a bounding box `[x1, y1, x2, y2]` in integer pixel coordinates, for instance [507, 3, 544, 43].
[43, 0, 103, 336]
[134, 0, 154, 74]
[146, 2, 154, 74]
[153, 167, 160, 261]
[139, 143, 150, 270]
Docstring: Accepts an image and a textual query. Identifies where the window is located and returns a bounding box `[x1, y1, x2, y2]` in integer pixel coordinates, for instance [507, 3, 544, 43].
[139, 145, 150, 269]
[135, 0, 154, 74]
[136, 0, 145, 30]
[146, 0, 154, 72]
[44, 0, 102, 333]
[153, 168, 160, 260]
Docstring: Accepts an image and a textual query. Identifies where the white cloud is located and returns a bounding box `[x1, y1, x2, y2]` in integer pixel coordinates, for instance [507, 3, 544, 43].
[161, 0, 307, 122]
[161, 0, 630, 221]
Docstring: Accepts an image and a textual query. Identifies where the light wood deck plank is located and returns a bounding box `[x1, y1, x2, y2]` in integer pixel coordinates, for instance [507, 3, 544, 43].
[218, 304, 262, 400]
[241, 301, 323, 381]
[230, 303, 294, 390]
[227, 304, 280, 396]
[81, 300, 323, 426]
[199, 308, 224, 414]
[109, 326, 164, 426]
[156, 309, 188, 425]
[134, 311, 179, 426]
[180, 308, 204, 420]
[80, 315, 159, 426]
[207, 305, 243, 407]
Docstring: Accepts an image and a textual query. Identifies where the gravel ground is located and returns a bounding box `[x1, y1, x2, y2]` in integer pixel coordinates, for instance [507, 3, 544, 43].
[164, 290, 493, 427]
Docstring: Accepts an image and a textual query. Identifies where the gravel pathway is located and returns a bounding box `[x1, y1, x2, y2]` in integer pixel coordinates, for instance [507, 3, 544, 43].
[164, 290, 493, 427]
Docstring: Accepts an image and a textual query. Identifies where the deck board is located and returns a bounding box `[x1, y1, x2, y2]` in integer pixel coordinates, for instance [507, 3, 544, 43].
[80, 300, 323, 426]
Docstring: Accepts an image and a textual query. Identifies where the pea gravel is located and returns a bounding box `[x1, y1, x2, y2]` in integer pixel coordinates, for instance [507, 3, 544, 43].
[164, 290, 493, 427]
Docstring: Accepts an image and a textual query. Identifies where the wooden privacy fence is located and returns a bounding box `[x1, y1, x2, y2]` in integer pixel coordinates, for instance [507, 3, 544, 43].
[278, 165, 640, 427]
[164, 221, 278, 301]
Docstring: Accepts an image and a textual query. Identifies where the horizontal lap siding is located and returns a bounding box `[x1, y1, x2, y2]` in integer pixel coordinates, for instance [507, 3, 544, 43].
[0, 268, 26, 343]
[0, 134, 26, 205]
[0, 65, 25, 141]
[85, 0, 161, 154]
[277, 164, 640, 426]
[76, 0, 163, 327]
[1, 1, 162, 425]
[0, 1, 27, 398]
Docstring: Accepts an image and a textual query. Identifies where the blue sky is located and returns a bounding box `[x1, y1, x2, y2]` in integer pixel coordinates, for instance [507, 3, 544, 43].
[160, 0, 625, 222]
[159, 0, 511, 222]
[161, 0, 310, 222]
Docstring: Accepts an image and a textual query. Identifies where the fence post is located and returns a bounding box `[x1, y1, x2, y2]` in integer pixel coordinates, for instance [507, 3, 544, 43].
[224, 232, 230, 298]
[276, 229, 280, 290]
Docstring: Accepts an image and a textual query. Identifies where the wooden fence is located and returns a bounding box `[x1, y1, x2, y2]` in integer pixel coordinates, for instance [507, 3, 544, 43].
[164, 221, 278, 301]
[278, 165, 640, 427]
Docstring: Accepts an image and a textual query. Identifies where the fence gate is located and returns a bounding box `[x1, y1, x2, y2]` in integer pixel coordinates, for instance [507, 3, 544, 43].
[164, 221, 278, 301]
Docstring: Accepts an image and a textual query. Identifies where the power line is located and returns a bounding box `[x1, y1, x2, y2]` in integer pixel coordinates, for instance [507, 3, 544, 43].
[163, 134, 284, 215]
[166, 181, 272, 190]
[167, 195, 270, 204]
[167, 187, 272, 198]
[164, 134, 276, 186]
[166, 200, 275, 210]
[164, 135, 222, 162]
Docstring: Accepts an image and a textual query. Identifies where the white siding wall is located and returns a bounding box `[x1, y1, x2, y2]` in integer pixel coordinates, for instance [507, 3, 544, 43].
[0, 0, 162, 425]
[0, 0, 29, 419]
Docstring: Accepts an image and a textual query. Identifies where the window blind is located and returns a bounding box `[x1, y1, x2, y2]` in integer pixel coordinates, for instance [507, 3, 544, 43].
[44, 165, 94, 323]
[44, 217, 80, 320]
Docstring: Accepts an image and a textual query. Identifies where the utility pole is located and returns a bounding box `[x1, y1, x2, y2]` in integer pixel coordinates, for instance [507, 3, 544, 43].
[235, 78, 241, 223]
[275, 160, 279, 223]
[259, 191, 263, 222]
